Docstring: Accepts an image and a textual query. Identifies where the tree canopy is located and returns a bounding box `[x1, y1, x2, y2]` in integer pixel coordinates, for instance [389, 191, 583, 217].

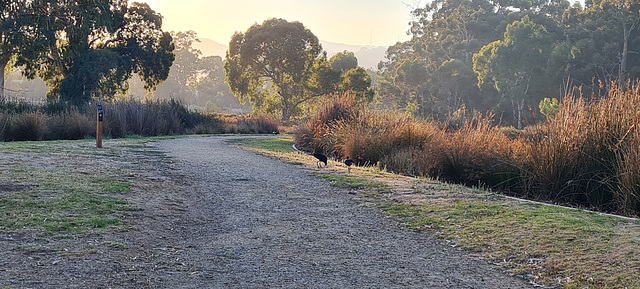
[224, 18, 326, 120]
[376, 0, 640, 127]
[4, 0, 174, 105]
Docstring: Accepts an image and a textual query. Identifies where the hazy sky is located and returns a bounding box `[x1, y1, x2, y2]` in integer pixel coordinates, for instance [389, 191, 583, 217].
[133, 0, 414, 47]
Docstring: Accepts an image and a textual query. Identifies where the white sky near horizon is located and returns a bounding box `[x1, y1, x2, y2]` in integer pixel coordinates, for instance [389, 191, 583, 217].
[131, 0, 415, 47]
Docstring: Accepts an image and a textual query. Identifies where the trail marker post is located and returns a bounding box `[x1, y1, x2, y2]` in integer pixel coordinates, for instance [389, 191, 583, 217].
[96, 105, 103, 148]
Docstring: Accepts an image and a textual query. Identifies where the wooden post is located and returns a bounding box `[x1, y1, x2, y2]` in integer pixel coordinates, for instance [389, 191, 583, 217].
[96, 105, 103, 148]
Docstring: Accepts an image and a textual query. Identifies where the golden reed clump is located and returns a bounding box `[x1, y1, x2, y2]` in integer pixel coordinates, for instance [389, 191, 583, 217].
[298, 84, 640, 216]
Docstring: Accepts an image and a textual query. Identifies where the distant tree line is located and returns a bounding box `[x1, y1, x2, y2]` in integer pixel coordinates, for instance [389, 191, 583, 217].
[126, 31, 247, 114]
[377, 0, 640, 128]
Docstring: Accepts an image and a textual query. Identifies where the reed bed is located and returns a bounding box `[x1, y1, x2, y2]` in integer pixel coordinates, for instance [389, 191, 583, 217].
[0, 99, 279, 141]
[297, 87, 640, 216]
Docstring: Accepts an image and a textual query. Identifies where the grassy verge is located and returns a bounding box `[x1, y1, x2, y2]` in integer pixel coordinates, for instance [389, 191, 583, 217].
[0, 138, 159, 236]
[239, 136, 640, 289]
[228, 136, 296, 152]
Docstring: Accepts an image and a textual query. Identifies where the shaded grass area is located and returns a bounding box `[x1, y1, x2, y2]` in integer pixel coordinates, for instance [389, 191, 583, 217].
[0, 138, 149, 236]
[240, 136, 640, 288]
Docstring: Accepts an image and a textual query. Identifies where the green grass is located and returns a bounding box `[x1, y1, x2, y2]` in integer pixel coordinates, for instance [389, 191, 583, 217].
[100, 180, 132, 193]
[228, 136, 296, 152]
[0, 190, 128, 234]
[311, 173, 388, 191]
[0, 137, 159, 235]
[380, 199, 640, 287]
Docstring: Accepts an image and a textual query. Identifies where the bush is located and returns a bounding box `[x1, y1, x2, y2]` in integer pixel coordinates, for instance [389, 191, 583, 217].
[7, 112, 47, 141]
[223, 113, 280, 134]
[294, 93, 360, 155]
[44, 110, 94, 140]
[439, 113, 520, 188]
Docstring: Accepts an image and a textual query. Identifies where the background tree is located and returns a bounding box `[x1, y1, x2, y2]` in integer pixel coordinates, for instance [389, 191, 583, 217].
[563, 0, 640, 90]
[224, 18, 324, 120]
[377, 0, 572, 125]
[16, 1, 174, 105]
[0, 0, 45, 100]
[330, 51, 358, 72]
[473, 16, 560, 129]
[315, 50, 373, 101]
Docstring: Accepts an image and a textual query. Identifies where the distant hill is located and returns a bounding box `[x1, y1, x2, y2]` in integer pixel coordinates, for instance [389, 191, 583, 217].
[320, 41, 388, 70]
[195, 38, 389, 70]
[193, 38, 228, 58]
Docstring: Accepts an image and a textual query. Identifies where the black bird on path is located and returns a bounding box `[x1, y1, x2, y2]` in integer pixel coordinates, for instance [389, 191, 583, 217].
[313, 152, 328, 168]
[344, 156, 354, 173]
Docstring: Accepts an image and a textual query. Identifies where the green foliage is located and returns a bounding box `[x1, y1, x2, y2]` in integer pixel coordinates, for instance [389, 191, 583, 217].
[339, 67, 374, 102]
[224, 18, 324, 120]
[378, 0, 640, 127]
[13, 1, 174, 104]
[473, 16, 559, 128]
[0, 0, 46, 100]
[224, 19, 374, 120]
[329, 51, 358, 72]
[539, 97, 559, 120]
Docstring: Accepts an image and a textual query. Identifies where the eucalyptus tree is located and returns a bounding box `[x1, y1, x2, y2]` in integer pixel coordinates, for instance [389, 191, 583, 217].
[563, 0, 640, 90]
[17, 1, 174, 104]
[224, 18, 324, 120]
[473, 16, 558, 129]
[330, 51, 358, 72]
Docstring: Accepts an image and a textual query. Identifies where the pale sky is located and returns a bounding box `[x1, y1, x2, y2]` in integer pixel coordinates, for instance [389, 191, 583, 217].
[133, 0, 414, 47]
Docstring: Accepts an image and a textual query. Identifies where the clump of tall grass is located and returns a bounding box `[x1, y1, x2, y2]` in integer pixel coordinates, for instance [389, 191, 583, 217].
[44, 110, 94, 140]
[439, 112, 521, 188]
[104, 100, 190, 137]
[519, 84, 640, 213]
[294, 93, 361, 155]
[331, 111, 443, 176]
[219, 113, 280, 134]
[0, 112, 46, 141]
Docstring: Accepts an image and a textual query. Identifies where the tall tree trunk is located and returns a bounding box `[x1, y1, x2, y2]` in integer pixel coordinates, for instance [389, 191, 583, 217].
[512, 98, 525, 130]
[281, 97, 291, 121]
[620, 24, 630, 89]
[0, 56, 9, 101]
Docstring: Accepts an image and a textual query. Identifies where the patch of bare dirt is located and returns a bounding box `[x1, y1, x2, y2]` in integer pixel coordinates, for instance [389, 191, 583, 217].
[0, 182, 33, 194]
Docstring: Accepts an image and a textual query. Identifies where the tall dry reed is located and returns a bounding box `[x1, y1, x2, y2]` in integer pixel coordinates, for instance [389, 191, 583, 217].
[299, 84, 640, 215]
[518, 84, 640, 213]
[440, 112, 521, 188]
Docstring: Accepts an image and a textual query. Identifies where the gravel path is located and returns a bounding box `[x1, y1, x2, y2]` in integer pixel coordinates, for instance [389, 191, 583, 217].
[152, 136, 529, 288]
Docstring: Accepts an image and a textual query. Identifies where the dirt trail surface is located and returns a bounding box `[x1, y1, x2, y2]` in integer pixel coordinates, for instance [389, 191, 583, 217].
[1, 136, 529, 288]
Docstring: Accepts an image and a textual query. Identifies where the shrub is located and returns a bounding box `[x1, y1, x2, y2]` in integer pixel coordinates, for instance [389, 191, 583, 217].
[294, 93, 360, 154]
[7, 112, 47, 141]
[44, 110, 94, 140]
